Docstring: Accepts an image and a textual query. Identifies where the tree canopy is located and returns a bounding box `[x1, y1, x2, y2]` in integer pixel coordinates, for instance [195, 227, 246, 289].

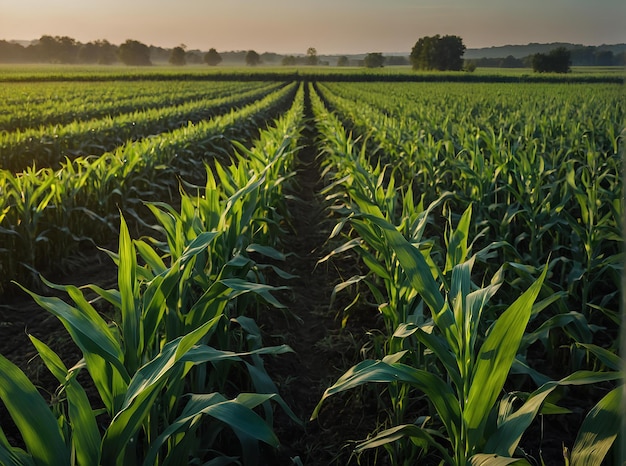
[245, 50, 260, 66]
[364, 52, 385, 68]
[410, 35, 465, 71]
[532, 47, 571, 73]
[169, 46, 186, 66]
[204, 48, 222, 66]
[118, 39, 151, 66]
[336, 56, 349, 67]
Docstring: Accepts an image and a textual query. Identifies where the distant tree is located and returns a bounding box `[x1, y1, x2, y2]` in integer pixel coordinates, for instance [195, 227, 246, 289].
[169, 46, 186, 65]
[96, 40, 117, 64]
[118, 39, 151, 66]
[245, 50, 260, 66]
[364, 52, 385, 68]
[336, 55, 349, 66]
[36, 35, 79, 63]
[463, 60, 477, 72]
[77, 42, 99, 63]
[532, 47, 570, 73]
[204, 48, 222, 66]
[594, 50, 614, 66]
[261, 52, 281, 63]
[282, 55, 296, 66]
[306, 47, 318, 66]
[0, 40, 27, 63]
[410, 35, 465, 71]
[186, 51, 203, 64]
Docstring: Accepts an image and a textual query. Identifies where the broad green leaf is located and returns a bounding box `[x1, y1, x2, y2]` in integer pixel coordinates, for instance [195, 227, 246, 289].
[485, 371, 621, 457]
[570, 386, 621, 466]
[469, 453, 530, 465]
[0, 354, 70, 466]
[16, 284, 128, 383]
[355, 423, 454, 464]
[220, 278, 288, 309]
[118, 214, 141, 373]
[464, 265, 547, 449]
[311, 359, 460, 441]
[445, 204, 472, 272]
[29, 336, 101, 466]
[575, 344, 621, 371]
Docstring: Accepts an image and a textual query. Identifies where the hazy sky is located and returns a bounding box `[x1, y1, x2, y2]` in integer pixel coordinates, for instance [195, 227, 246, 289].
[1, 0, 624, 54]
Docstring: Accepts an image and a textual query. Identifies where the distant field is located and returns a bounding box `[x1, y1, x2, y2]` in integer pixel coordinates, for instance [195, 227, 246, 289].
[0, 63, 622, 83]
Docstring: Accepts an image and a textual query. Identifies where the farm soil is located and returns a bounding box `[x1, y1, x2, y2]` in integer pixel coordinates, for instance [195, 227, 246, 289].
[0, 89, 583, 465]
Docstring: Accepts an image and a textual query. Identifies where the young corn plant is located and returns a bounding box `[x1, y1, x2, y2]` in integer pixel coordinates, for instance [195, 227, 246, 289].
[312, 199, 621, 465]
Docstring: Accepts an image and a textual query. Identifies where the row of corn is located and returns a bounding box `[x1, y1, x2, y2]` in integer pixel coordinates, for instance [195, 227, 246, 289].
[0, 84, 306, 465]
[309, 82, 622, 465]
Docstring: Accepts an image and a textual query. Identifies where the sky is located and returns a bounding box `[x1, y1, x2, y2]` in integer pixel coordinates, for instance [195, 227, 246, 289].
[1, 0, 625, 54]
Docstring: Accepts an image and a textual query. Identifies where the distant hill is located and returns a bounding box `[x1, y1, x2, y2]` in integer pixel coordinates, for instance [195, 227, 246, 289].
[465, 42, 626, 59]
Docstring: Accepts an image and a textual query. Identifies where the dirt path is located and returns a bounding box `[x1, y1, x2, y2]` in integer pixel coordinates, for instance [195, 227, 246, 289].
[263, 86, 383, 465]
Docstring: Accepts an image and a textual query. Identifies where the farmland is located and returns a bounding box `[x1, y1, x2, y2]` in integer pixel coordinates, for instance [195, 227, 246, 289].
[0, 67, 623, 465]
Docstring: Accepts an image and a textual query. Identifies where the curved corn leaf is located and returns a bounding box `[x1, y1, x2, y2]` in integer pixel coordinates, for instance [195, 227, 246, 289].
[29, 336, 101, 466]
[311, 358, 460, 441]
[570, 386, 622, 466]
[464, 265, 547, 449]
[485, 371, 621, 457]
[0, 354, 70, 466]
[469, 453, 530, 465]
[355, 423, 454, 464]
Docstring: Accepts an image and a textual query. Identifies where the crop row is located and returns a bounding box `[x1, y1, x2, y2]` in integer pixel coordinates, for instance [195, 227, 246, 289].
[0, 80, 266, 132]
[0, 83, 307, 466]
[1, 81, 284, 172]
[0, 82, 297, 292]
[308, 82, 622, 464]
[315, 81, 623, 335]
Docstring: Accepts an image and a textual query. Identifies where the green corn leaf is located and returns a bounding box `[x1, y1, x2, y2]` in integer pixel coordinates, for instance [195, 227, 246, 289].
[469, 453, 530, 465]
[464, 265, 547, 449]
[485, 371, 621, 457]
[246, 243, 287, 261]
[101, 317, 219, 465]
[15, 283, 128, 383]
[0, 354, 70, 466]
[142, 393, 279, 466]
[311, 359, 460, 441]
[575, 344, 621, 371]
[0, 445, 35, 466]
[29, 336, 101, 466]
[570, 386, 622, 466]
[355, 423, 454, 464]
[394, 322, 462, 391]
[445, 204, 472, 273]
[118, 214, 141, 373]
[220, 278, 288, 309]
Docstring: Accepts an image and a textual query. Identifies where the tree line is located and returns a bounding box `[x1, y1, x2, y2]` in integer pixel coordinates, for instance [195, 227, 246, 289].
[1, 34, 619, 73]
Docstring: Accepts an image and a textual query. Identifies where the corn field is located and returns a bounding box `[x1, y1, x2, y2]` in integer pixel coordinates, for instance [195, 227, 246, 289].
[0, 69, 623, 466]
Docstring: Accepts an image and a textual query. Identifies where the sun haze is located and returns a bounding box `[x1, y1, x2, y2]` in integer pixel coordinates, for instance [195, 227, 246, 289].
[1, 0, 624, 53]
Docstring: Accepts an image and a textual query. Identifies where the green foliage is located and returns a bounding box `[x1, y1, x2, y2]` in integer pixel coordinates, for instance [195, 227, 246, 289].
[410, 34, 466, 71]
[0, 84, 307, 464]
[245, 50, 261, 66]
[533, 47, 571, 73]
[118, 39, 152, 66]
[204, 48, 222, 66]
[364, 53, 385, 68]
[168, 46, 186, 66]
